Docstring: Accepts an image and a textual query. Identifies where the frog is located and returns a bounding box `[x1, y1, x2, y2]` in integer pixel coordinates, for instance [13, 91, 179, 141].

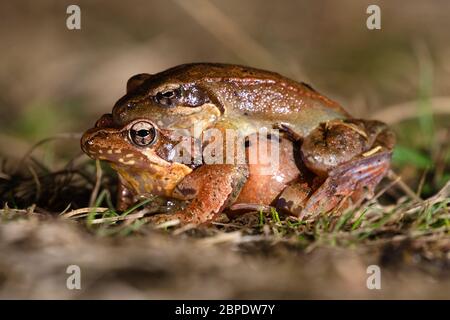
[110, 63, 352, 139]
[81, 117, 312, 223]
[81, 116, 395, 224]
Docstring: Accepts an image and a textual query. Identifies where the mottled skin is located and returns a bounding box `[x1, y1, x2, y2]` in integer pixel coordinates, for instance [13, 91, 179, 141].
[82, 63, 396, 223]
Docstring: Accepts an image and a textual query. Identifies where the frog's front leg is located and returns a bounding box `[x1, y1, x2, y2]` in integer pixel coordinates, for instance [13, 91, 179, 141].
[116, 176, 135, 211]
[156, 164, 249, 224]
[298, 119, 395, 219]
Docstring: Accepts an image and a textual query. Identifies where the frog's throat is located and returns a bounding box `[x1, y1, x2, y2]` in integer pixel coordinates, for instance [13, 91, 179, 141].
[111, 163, 192, 198]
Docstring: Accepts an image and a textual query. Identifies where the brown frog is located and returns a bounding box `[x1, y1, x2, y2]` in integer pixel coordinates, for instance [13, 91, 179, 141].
[82, 63, 395, 223]
[110, 63, 350, 137]
[82, 118, 310, 223]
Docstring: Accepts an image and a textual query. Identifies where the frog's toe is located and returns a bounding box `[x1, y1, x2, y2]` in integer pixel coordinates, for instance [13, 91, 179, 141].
[275, 182, 311, 216]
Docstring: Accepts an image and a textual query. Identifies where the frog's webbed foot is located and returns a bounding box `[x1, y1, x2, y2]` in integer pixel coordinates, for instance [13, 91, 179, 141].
[165, 164, 249, 225]
[300, 150, 392, 219]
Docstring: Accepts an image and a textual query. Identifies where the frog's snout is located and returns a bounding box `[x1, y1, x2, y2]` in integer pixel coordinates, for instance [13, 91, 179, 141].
[80, 128, 101, 157]
[81, 114, 121, 157]
[80, 127, 117, 159]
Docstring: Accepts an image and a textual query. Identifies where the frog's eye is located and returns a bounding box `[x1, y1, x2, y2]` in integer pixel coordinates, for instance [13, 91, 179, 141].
[129, 121, 157, 147]
[155, 88, 181, 107]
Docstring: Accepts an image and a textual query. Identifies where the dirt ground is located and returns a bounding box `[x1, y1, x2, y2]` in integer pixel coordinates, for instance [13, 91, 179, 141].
[0, 210, 449, 299]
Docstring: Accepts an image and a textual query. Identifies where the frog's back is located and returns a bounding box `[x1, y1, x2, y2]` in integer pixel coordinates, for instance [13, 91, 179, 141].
[153, 63, 286, 83]
[122, 63, 350, 136]
[165, 63, 349, 136]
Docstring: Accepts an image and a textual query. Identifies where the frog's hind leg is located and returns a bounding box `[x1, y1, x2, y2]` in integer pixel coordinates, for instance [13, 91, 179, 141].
[299, 150, 392, 220]
[289, 119, 394, 219]
[301, 119, 395, 177]
[276, 119, 394, 219]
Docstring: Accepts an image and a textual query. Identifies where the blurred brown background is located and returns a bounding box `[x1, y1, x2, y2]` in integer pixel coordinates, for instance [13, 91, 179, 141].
[1, 0, 450, 158]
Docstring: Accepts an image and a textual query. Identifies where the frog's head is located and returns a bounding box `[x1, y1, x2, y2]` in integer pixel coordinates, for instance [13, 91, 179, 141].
[81, 117, 193, 198]
[112, 65, 224, 131]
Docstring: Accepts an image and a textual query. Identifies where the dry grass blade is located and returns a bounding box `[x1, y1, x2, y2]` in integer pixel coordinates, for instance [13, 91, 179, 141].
[88, 210, 149, 225]
[432, 180, 450, 201]
[153, 219, 181, 229]
[61, 207, 109, 219]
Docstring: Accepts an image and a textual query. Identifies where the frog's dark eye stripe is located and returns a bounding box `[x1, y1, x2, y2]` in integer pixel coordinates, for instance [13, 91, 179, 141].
[129, 121, 157, 147]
